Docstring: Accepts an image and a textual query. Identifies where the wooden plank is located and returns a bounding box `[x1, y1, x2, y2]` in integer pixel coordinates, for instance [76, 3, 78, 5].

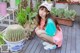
[24, 38, 36, 53]
[30, 40, 39, 53]
[20, 40, 32, 53]
[76, 21, 80, 53]
[51, 49, 56, 53]
[34, 41, 43, 53]
[61, 26, 68, 53]
[56, 48, 61, 53]
[65, 26, 72, 53]
[71, 23, 76, 53]
[45, 50, 51, 53]
[40, 45, 46, 53]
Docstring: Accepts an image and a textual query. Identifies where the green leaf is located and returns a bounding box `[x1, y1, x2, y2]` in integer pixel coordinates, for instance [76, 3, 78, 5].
[26, 6, 31, 15]
[16, 8, 27, 26]
[0, 34, 5, 45]
[34, 1, 40, 12]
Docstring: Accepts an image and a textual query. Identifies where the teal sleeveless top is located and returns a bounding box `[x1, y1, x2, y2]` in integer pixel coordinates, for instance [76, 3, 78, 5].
[45, 18, 57, 37]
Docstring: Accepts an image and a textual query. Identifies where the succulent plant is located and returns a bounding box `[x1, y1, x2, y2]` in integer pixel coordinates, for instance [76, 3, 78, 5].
[51, 7, 58, 17]
[57, 8, 64, 18]
[3, 24, 25, 42]
[64, 9, 71, 19]
[64, 9, 76, 20]
[69, 10, 76, 20]
[51, 7, 76, 20]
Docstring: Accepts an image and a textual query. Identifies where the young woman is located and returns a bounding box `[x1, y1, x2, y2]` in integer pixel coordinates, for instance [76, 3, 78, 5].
[35, 1, 63, 50]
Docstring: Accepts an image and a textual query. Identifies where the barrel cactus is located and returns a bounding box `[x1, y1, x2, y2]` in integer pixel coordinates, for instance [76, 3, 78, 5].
[3, 24, 25, 42]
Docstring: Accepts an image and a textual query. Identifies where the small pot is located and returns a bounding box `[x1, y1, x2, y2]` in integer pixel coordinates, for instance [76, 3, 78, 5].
[3, 36, 25, 52]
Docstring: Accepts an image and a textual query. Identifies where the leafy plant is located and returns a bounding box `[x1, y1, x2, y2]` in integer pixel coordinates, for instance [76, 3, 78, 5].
[0, 33, 5, 45]
[16, 8, 27, 26]
[64, 9, 71, 19]
[57, 9, 64, 18]
[26, 6, 31, 15]
[64, 9, 76, 20]
[3, 25, 25, 42]
[26, 6, 37, 24]
[33, 1, 41, 12]
[51, 7, 76, 20]
[69, 10, 76, 20]
[51, 7, 58, 17]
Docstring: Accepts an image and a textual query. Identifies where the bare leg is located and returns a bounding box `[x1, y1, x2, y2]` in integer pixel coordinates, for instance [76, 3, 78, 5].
[37, 33, 55, 44]
[35, 27, 55, 44]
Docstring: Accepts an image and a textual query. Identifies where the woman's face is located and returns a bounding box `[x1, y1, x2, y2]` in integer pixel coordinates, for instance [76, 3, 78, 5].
[39, 7, 47, 19]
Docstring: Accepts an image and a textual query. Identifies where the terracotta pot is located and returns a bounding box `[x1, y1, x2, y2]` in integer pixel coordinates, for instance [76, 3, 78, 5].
[56, 18, 73, 26]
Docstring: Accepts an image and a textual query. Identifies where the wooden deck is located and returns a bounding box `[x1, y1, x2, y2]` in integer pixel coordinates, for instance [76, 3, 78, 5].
[0, 17, 80, 53]
[20, 17, 80, 53]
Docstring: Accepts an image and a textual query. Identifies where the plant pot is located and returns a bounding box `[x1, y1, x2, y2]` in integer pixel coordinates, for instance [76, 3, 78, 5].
[3, 37, 25, 52]
[56, 18, 73, 26]
[0, 2, 7, 16]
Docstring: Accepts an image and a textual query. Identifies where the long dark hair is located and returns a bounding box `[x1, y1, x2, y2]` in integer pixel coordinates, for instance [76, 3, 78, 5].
[36, 6, 60, 30]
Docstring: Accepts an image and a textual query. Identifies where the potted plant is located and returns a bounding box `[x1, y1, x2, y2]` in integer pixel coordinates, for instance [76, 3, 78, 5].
[51, 7, 76, 26]
[16, 8, 27, 26]
[17, 1, 40, 40]
[24, 6, 37, 39]
[16, 5, 37, 40]
[2, 24, 26, 52]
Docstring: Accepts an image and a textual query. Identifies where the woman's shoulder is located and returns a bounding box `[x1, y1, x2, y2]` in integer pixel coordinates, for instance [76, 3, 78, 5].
[47, 18, 54, 23]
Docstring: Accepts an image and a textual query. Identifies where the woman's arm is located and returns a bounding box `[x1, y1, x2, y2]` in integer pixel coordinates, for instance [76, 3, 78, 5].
[35, 27, 46, 35]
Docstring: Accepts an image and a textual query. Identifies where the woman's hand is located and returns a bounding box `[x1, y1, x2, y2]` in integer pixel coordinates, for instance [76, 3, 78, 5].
[35, 27, 46, 35]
